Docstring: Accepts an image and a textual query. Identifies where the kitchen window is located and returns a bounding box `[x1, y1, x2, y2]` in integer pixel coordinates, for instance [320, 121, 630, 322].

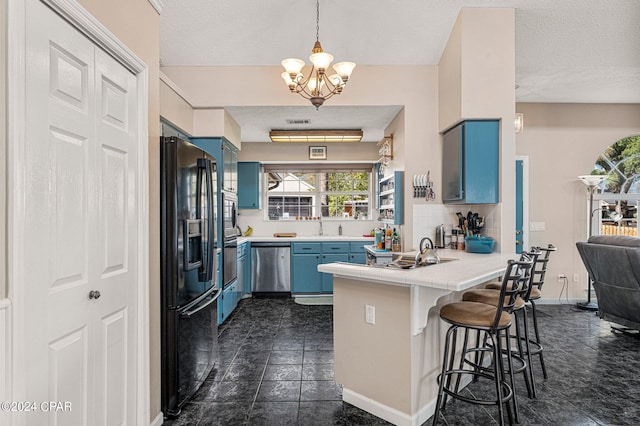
[264, 165, 373, 220]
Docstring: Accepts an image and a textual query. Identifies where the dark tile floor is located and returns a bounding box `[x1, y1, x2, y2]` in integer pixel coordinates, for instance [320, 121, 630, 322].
[164, 298, 640, 426]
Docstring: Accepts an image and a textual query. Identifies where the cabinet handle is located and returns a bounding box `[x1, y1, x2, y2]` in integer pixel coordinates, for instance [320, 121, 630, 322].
[88, 290, 101, 300]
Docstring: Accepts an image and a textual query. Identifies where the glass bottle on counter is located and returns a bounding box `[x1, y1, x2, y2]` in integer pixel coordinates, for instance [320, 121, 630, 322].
[451, 229, 458, 249]
[392, 228, 401, 252]
[385, 227, 392, 251]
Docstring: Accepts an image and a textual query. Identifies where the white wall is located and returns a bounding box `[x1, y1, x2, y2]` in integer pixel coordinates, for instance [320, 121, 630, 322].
[515, 102, 640, 302]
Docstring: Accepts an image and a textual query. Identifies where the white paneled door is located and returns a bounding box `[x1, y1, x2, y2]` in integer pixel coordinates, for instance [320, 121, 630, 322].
[22, 0, 139, 424]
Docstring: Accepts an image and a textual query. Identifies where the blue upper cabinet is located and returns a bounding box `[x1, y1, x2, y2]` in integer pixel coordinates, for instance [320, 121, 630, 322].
[190, 137, 238, 193]
[238, 162, 262, 209]
[442, 120, 499, 204]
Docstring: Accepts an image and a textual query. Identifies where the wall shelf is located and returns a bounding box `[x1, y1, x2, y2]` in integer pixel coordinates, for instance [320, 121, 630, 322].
[377, 171, 403, 225]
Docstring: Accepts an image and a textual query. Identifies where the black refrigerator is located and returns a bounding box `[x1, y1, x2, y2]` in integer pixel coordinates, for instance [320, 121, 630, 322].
[161, 136, 220, 418]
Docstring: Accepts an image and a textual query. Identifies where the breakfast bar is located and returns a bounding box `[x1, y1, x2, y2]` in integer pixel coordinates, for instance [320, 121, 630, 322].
[318, 250, 516, 426]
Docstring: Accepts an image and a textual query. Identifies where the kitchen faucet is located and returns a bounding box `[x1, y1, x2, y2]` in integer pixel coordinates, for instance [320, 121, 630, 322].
[319, 219, 323, 236]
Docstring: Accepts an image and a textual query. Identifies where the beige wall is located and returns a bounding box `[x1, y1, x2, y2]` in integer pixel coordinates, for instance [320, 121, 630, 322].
[1, 0, 6, 300]
[438, 8, 516, 251]
[160, 77, 194, 135]
[515, 103, 640, 301]
[76, 0, 161, 419]
[438, 12, 462, 130]
[192, 109, 241, 146]
[334, 278, 412, 413]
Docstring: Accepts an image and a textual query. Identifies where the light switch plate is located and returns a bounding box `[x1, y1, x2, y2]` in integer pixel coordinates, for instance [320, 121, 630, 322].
[530, 222, 546, 232]
[365, 305, 375, 325]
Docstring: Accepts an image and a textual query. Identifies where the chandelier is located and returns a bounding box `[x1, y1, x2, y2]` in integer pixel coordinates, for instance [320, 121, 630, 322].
[281, 0, 356, 109]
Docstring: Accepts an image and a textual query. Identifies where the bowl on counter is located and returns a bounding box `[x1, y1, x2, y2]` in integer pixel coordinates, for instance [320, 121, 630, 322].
[464, 236, 495, 254]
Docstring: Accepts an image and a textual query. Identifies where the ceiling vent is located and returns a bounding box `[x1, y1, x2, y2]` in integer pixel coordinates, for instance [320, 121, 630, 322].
[285, 119, 311, 125]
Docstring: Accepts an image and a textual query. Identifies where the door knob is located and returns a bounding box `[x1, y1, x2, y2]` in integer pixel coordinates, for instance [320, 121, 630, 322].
[89, 290, 101, 300]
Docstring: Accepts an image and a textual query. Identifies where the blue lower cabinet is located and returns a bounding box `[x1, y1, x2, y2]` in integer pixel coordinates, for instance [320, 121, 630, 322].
[238, 242, 249, 296]
[291, 240, 372, 294]
[291, 253, 322, 293]
[349, 241, 368, 264]
[220, 279, 239, 325]
[321, 253, 349, 292]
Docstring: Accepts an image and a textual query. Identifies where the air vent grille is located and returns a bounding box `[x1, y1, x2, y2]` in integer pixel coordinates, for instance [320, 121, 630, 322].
[285, 119, 311, 125]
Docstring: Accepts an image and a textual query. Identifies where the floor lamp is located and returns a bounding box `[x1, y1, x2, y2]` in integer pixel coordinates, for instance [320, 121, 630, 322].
[576, 175, 606, 311]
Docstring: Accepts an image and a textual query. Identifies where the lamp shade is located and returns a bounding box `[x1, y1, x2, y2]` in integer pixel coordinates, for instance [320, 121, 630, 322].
[281, 72, 296, 89]
[333, 61, 356, 79]
[578, 175, 606, 187]
[281, 58, 305, 76]
[307, 77, 324, 93]
[309, 52, 333, 70]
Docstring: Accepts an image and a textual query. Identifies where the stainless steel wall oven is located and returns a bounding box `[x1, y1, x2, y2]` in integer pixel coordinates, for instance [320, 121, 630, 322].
[222, 191, 240, 288]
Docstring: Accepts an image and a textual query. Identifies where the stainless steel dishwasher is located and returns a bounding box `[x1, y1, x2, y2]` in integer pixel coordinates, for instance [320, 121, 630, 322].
[251, 241, 291, 296]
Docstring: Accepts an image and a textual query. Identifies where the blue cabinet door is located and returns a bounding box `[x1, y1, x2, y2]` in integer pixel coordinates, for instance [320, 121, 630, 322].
[291, 254, 322, 293]
[443, 120, 499, 204]
[464, 120, 499, 204]
[238, 162, 261, 209]
[349, 241, 369, 264]
[321, 253, 349, 293]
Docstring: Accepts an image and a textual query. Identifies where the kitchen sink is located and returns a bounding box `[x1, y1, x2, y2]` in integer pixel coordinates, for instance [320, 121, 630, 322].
[386, 254, 457, 269]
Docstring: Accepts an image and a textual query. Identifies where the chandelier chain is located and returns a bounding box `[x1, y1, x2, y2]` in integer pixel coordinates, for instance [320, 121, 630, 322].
[316, 0, 320, 42]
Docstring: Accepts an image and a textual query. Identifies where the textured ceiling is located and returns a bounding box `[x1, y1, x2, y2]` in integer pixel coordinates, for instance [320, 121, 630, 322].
[159, 0, 640, 142]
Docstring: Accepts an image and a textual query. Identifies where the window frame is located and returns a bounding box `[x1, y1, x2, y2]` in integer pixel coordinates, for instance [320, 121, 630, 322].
[263, 167, 374, 221]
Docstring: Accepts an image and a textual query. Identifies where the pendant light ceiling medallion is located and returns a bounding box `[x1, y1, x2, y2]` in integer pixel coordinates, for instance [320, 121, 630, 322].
[281, 0, 356, 109]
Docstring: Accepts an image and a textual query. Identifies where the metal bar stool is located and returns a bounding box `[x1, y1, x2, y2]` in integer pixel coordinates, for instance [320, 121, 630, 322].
[526, 244, 556, 379]
[484, 245, 556, 381]
[462, 251, 540, 402]
[432, 258, 534, 426]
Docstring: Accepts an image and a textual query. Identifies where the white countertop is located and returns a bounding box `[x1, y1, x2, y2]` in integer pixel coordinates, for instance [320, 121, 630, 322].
[318, 248, 517, 292]
[242, 235, 375, 243]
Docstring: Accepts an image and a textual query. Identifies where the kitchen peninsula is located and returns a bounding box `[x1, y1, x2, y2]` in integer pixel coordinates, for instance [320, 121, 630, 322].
[318, 250, 516, 426]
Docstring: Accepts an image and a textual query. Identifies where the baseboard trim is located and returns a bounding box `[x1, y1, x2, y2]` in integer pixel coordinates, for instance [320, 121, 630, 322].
[342, 388, 416, 426]
[537, 298, 583, 305]
[150, 411, 163, 426]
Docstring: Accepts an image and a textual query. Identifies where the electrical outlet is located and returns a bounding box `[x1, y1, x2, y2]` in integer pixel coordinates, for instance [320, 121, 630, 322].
[573, 273, 579, 283]
[557, 273, 566, 282]
[365, 305, 375, 325]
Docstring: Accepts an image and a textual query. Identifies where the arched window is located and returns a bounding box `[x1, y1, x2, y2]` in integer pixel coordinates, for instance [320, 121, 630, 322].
[591, 135, 640, 237]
